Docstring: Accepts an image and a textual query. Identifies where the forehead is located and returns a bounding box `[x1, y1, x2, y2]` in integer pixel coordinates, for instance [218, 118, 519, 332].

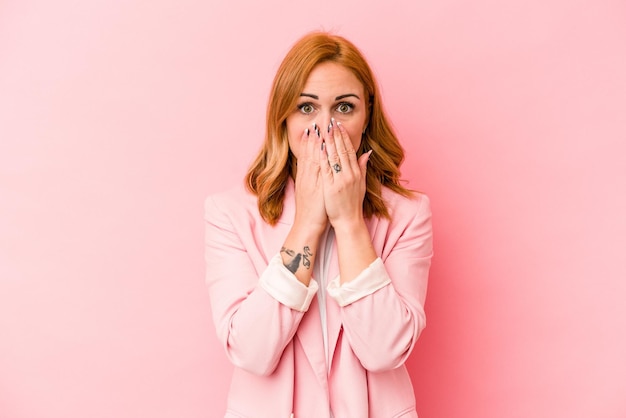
[302, 62, 364, 96]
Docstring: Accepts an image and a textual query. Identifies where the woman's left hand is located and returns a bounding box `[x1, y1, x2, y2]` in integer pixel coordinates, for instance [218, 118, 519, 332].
[319, 120, 372, 229]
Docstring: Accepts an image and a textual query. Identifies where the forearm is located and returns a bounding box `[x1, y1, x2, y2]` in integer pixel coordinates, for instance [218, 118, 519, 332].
[223, 283, 306, 375]
[281, 221, 324, 286]
[329, 256, 430, 371]
[340, 276, 425, 371]
[333, 217, 377, 284]
[210, 253, 318, 375]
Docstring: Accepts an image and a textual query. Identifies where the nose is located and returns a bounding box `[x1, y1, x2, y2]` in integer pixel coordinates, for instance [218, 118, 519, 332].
[318, 111, 333, 136]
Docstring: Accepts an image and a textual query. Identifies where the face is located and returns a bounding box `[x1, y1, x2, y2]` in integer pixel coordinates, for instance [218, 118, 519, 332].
[286, 62, 368, 160]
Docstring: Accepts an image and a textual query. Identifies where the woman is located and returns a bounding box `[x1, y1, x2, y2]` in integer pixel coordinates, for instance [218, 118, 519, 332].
[205, 31, 433, 417]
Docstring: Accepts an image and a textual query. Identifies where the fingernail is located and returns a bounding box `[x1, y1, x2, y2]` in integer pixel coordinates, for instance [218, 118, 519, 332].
[321, 141, 325, 151]
[328, 122, 332, 133]
[305, 128, 309, 136]
[336, 120, 342, 126]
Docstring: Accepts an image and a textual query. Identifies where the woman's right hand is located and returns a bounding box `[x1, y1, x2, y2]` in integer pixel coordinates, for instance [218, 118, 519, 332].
[293, 125, 327, 234]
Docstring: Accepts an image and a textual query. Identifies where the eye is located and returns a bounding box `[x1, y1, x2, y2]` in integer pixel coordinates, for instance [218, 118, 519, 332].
[336, 102, 354, 114]
[297, 103, 315, 114]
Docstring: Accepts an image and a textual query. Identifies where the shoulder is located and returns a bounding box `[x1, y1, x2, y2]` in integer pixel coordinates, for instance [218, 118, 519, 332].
[381, 186, 432, 222]
[377, 187, 433, 256]
[204, 183, 258, 223]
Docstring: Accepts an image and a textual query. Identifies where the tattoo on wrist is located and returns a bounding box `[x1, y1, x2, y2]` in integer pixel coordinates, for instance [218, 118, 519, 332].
[302, 246, 312, 269]
[281, 246, 313, 273]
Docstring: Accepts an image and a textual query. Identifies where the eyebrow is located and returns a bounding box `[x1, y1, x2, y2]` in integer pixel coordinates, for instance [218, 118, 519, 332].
[299, 93, 361, 100]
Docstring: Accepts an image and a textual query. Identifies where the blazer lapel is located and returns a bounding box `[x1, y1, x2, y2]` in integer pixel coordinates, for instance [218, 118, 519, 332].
[295, 299, 329, 390]
[325, 243, 342, 369]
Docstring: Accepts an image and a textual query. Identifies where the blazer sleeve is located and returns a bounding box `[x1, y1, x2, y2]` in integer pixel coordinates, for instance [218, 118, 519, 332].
[204, 194, 315, 376]
[329, 193, 433, 372]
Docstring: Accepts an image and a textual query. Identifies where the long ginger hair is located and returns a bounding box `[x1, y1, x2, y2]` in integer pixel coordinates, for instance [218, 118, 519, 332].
[245, 31, 413, 225]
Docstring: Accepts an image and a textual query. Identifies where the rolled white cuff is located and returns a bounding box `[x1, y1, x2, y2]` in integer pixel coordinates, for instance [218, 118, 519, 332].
[327, 258, 391, 307]
[259, 253, 319, 312]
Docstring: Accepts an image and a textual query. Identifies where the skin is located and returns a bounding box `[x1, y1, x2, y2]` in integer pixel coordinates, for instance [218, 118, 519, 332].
[280, 62, 377, 286]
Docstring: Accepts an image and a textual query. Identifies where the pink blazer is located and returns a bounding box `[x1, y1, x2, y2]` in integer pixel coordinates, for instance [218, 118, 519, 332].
[204, 180, 433, 418]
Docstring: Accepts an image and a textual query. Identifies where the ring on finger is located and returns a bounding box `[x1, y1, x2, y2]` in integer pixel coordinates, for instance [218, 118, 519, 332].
[332, 163, 342, 173]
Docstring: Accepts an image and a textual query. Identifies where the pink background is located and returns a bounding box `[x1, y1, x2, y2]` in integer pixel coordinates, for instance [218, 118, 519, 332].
[1, 0, 625, 417]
